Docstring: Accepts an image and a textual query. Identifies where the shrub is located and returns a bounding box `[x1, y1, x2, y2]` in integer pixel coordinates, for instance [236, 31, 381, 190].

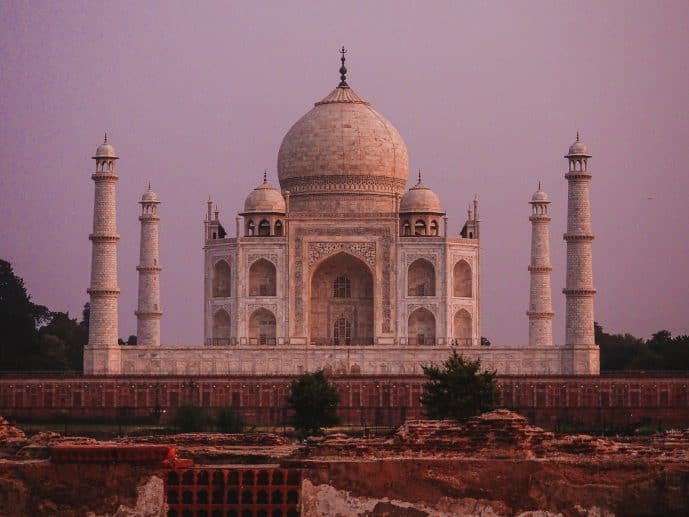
[217, 407, 244, 433]
[172, 405, 208, 432]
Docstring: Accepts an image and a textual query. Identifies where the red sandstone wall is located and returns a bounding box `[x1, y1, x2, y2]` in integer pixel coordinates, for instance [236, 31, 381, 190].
[1, 374, 689, 428]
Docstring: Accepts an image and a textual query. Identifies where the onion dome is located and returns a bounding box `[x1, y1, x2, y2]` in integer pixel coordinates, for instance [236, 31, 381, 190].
[400, 172, 444, 214]
[93, 133, 117, 159]
[566, 132, 591, 157]
[242, 174, 286, 214]
[141, 183, 159, 203]
[277, 48, 408, 213]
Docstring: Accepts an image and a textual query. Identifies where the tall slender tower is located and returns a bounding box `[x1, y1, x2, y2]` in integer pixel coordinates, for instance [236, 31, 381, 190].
[527, 184, 553, 346]
[563, 133, 599, 373]
[83, 134, 121, 374]
[135, 184, 162, 346]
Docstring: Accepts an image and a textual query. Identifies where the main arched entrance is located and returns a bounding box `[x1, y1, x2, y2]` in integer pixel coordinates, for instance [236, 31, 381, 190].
[310, 252, 373, 345]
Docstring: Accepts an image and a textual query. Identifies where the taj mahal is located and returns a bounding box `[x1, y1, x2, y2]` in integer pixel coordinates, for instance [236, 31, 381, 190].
[83, 51, 599, 377]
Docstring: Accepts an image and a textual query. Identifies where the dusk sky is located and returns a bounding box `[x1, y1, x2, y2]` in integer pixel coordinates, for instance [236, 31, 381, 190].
[1, 1, 688, 345]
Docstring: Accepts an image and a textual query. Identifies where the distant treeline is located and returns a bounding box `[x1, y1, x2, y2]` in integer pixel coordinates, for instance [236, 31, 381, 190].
[597, 323, 689, 371]
[2, 258, 688, 372]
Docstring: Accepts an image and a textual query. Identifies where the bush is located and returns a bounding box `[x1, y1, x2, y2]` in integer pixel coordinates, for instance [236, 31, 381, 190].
[172, 405, 208, 432]
[287, 370, 340, 437]
[217, 407, 244, 433]
[421, 350, 497, 421]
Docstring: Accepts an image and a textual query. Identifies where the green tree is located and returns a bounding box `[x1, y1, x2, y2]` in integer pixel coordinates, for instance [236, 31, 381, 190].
[0, 259, 48, 370]
[217, 407, 244, 433]
[287, 370, 340, 437]
[172, 405, 209, 432]
[421, 350, 497, 421]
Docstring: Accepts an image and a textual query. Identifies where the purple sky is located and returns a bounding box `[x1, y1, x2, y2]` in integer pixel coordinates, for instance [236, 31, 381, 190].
[1, 1, 688, 345]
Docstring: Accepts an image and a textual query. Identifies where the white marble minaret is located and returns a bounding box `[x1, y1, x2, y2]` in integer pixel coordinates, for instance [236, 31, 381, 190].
[527, 184, 553, 346]
[135, 184, 162, 346]
[563, 133, 599, 373]
[83, 134, 121, 374]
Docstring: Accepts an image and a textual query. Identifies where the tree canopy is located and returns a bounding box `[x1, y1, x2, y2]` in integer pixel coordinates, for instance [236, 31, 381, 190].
[287, 370, 340, 437]
[597, 323, 689, 371]
[421, 350, 497, 421]
[0, 259, 87, 371]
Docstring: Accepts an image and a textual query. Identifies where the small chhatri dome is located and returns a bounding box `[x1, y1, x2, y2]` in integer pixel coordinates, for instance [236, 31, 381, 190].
[243, 173, 286, 214]
[399, 171, 444, 213]
[530, 182, 550, 203]
[94, 133, 117, 159]
[141, 182, 159, 203]
[567, 131, 591, 157]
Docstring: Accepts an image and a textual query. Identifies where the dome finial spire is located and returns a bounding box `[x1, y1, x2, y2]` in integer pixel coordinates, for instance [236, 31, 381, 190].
[263, 169, 267, 183]
[576, 130, 580, 142]
[538, 180, 541, 190]
[338, 46, 348, 87]
[103, 132, 108, 144]
[418, 168, 422, 184]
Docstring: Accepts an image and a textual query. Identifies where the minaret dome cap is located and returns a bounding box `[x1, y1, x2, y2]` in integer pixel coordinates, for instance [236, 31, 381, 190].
[566, 132, 591, 157]
[93, 133, 117, 159]
[141, 184, 159, 203]
[530, 188, 550, 203]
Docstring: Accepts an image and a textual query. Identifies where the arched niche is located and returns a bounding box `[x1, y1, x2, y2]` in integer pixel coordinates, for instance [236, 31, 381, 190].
[453, 260, 472, 297]
[408, 258, 435, 297]
[212, 309, 231, 344]
[454, 308, 472, 344]
[408, 307, 435, 345]
[249, 259, 276, 296]
[310, 252, 373, 345]
[249, 308, 276, 345]
[212, 260, 231, 297]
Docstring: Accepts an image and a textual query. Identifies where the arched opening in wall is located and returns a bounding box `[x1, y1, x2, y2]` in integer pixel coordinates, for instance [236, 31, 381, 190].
[430, 220, 439, 236]
[453, 260, 472, 297]
[408, 308, 435, 345]
[333, 317, 351, 345]
[310, 252, 373, 345]
[249, 308, 276, 345]
[402, 220, 411, 236]
[249, 259, 276, 296]
[247, 220, 255, 236]
[274, 220, 283, 236]
[212, 309, 231, 345]
[408, 259, 435, 297]
[414, 220, 427, 236]
[454, 308, 472, 345]
[258, 219, 271, 236]
[212, 260, 231, 297]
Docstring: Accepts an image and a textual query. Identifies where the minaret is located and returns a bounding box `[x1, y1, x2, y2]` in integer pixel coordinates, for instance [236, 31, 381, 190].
[83, 134, 121, 374]
[563, 133, 599, 373]
[135, 183, 162, 346]
[527, 183, 553, 346]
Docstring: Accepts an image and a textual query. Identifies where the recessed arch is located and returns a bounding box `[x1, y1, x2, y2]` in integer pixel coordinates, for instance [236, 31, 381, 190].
[310, 252, 373, 345]
[414, 219, 427, 236]
[430, 220, 439, 236]
[274, 220, 283, 236]
[212, 309, 231, 344]
[454, 308, 472, 344]
[258, 219, 271, 236]
[249, 259, 276, 296]
[249, 308, 276, 345]
[408, 307, 435, 345]
[408, 258, 435, 297]
[212, 260, 231, 297]
[453, 260, 472, 297]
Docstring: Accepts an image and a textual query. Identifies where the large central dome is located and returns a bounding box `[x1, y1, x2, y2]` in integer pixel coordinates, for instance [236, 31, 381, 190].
[277, 69, 409, 214]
